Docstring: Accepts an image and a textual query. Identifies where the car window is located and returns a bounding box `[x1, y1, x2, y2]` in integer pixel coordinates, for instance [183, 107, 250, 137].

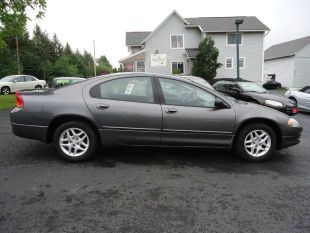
[213, 81, 238, 91]
[25, 76, 35, 82]
[304, 89, 310, 94]
[90, 77, 154, 103]
[159, 78, 215, 108]
[15, 76, 26, 82]
[237, 82, 266, 93]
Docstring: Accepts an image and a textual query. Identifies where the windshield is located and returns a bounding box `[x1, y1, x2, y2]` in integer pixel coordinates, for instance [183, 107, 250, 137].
[187, 77, 214, 90]
[237, 82, 267, 93]
[0, 76, 15, 82]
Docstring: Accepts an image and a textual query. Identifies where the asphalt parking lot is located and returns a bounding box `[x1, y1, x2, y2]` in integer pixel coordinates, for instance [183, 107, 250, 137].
[1, 109, 310, 233]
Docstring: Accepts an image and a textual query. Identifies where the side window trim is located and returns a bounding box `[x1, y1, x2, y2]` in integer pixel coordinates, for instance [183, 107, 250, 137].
[156, 77, 216, 108]
[89, 76, 160, 104]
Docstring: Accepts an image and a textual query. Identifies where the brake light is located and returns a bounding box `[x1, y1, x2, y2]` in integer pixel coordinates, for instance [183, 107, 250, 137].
[16, 91, 24, 108]
[292, 107, 299, 114]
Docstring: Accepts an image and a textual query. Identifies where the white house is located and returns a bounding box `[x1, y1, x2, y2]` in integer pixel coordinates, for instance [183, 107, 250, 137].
[264, 36, 310, 88]
[119, 10, 269, 82]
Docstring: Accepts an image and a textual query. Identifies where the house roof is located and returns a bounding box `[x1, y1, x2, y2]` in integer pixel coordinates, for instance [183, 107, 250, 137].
[119, 50, 145, 63]
[126, 32, 151, 46]
[185, 48, 199, 58]
[125, 14, 269, 46]
[185, 16, 269, 32]
[264, 36, 310, 60]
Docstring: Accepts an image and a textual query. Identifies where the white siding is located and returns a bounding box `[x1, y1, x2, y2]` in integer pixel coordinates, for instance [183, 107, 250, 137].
[293, 44, 310, 87]
[264, 56, 295, 87]
[211, 32, 265, 82]
[144, 13, 201, 75]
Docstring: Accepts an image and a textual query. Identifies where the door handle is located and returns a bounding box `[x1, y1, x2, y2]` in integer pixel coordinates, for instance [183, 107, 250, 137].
[165, 108, 178, 114]
[96, 103, 110, 110]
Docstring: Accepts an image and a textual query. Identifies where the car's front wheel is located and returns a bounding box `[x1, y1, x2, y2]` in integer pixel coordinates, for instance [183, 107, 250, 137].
[235, 123, 276, 161]
[35, 85, 42, 90]
[53, 121, 97, 162]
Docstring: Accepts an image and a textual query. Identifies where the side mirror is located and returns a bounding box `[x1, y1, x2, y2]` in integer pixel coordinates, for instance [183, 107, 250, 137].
[214, 98, 228, 109]
[12, 80, 17, 83]
[231, 87, 241, 93]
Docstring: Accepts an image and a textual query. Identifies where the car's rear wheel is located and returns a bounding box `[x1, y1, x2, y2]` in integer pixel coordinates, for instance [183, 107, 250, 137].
[35, 85, 42, 90]
[235, 123, 276, 161]
[53, 121, 97, 162]
[1, 86, 11, 95]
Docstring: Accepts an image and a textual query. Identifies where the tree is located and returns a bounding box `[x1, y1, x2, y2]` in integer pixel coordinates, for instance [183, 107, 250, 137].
[51, 55, 79, 78]
[96, 55, 113, 75]
[0, 0, 47, 47]
[191, 36, 222, 80]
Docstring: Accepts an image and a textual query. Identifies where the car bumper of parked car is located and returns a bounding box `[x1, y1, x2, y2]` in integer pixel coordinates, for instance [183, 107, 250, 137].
[280, 127, 303, 149]
[11, 123, 48, 143]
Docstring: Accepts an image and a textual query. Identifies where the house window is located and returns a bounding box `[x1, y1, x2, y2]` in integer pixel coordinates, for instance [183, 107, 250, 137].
[225, 58, 233, 69]
[170, 35, 184, 49]
[239, 57, 245, 68]
[227, 33, 242, 45]
[136, 60, 145, 72]
[171, 61, 184, 74]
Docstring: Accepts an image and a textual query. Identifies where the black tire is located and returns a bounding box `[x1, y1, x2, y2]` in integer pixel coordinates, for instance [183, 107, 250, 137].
[53, 121, 97, 162]
[35, 85, 42, 90]
[235, 123, 276, 161]
[1, 86, 11, 95]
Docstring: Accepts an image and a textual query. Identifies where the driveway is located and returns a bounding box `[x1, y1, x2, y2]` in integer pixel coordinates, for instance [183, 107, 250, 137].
[0, 109, 310, 233]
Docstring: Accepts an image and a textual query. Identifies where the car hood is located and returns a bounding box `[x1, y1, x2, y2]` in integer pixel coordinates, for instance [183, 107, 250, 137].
[230, 99, 291, 123]
[244, 91, 295, 105]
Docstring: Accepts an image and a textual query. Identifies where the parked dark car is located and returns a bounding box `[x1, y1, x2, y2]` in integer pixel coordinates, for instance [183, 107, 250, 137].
[263, 80, 282, 90]
[212, 78, 298, 115]
[10, 73, 302, 162]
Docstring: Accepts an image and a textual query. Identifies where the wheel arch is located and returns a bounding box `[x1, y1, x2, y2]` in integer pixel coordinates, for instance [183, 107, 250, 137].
[234, 118, 283, 149]
[46, 114, 100, 143]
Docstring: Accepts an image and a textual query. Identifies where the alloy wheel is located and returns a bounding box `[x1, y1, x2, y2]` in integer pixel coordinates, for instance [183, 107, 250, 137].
[59, 128, 89, 157]
[244, 129, 271, 157]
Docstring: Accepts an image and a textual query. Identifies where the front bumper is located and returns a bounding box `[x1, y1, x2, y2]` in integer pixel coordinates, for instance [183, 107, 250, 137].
[280, 126, 303, 149]
[11, 122, 48, 143]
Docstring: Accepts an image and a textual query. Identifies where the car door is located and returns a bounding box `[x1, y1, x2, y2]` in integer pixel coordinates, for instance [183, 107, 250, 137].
[157, 77, 235, 147]
[11, 76, 27, 92]
[84, 75, 162, 145]
[24, 76, 36, 89]
[213, 80, 244, 100]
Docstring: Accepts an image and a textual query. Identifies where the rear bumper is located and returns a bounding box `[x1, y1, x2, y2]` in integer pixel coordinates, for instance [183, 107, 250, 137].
[280, 127, 303, 149]
[11, 123, 48, 143]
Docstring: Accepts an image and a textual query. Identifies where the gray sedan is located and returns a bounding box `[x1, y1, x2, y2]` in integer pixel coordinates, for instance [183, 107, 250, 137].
[10, 73, 302, 162]
[285, 86, 310, 112]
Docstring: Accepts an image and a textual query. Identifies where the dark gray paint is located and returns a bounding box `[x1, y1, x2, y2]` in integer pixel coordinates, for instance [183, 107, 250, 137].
[10, 72, 302, 150]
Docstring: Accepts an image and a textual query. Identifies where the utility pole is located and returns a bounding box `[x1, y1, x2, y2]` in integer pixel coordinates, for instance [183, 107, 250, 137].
[235, 18, 244, 80]
[93, 40, 96, 77]
[15, 36, 21, 75]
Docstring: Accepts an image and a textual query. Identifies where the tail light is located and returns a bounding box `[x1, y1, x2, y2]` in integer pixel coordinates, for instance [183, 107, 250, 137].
[292, 107, 299, 114]
[16, 91, 24, 108]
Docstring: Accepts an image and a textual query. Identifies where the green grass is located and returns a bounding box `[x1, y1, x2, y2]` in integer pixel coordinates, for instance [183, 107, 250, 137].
[0, 94, 15, 110]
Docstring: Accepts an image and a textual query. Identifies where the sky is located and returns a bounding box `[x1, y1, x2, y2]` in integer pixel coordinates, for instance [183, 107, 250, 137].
[27, 0, 310, 67]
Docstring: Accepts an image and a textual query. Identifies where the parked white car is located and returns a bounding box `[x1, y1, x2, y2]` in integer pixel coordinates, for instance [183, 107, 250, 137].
[0, 75, 47, 95]
[285, 86, 310, 112]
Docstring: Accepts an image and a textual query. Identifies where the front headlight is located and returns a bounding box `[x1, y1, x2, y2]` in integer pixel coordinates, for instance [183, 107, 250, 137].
[288, 118, 299, 127]
[265, 100, 283, 107]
